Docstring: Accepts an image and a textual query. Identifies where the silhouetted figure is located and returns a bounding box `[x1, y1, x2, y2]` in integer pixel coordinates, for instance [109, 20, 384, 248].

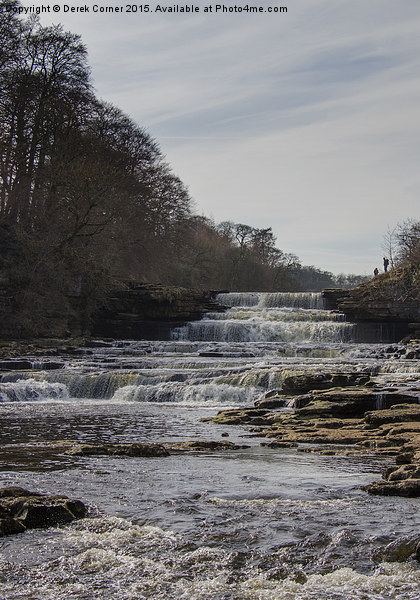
[383, 257, 389, 272]
[373, 267, 379, 277]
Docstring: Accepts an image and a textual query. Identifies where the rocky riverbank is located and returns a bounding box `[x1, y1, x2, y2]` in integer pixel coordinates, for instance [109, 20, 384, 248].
[0, 279, 225, 340]
[91, 283, 224, 340]
[203, 354, 420, 498]
[323, 266, 420, 341]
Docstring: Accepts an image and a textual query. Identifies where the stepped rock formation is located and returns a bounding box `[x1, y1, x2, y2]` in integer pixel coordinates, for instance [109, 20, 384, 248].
[92, 283, 224, 340]
[323, 267, 420, 341]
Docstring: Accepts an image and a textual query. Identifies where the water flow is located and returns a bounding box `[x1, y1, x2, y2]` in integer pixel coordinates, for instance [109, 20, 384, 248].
[218, 291, 326, 309]
[1, 291, 420, 600]
[172, 292, 355, 343]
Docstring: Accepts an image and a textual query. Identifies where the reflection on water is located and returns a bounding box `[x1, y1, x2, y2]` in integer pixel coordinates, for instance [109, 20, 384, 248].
[1, 399, 419, 599]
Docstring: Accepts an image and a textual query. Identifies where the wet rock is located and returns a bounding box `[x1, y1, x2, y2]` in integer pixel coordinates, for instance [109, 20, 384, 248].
[0, 360, 64, 371]
[290, 393, 313, 409]
[33, 361, 65, 370]
[202, 408, 273, 426]
[66, 443, 169, 457]
[84, 340, 115, 348]
[363, 478, 420, 497]
[92, 283, 224, 340]
[11, 497, 86, 529]
[281, 373, 334, 394]
[0, 487, 42, 498]
[0, 487, 87, 536]
[281, 372, 370, 395]
[395, 451, 415, 464]
[264, 389, 282, 399]
[167, 440, 250, 451]
[297, 388, 419, 419]
[313, 419, 350, 429]
[385, 464, 420, 481]
[377, 534, 420, 562]
[0, 360, 33, 371]
[0, 516, 27, 536]
[260, 441, 298, 448]
[254, 396, 287, 409]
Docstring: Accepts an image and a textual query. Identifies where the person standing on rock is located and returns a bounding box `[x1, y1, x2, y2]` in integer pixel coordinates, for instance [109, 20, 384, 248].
[383, 257, 389, 272]
[373, 267, 379, 277]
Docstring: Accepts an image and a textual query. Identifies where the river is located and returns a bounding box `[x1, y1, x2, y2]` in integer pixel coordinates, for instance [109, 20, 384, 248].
[0, 292, 419, 599]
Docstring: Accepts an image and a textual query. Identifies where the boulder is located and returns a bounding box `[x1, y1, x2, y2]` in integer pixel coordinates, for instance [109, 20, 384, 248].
[0, 517, 27, 536]
[0, 487, 87, 537]
[255, 396, 288, 409]
[377, 534, 420, 562]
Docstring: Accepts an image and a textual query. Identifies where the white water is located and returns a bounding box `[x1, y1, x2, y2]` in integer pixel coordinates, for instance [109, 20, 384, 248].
[217, 292, 326, 309]
[172, 292, 355, 343]
[0, 378, 69, 402]
[0, 292, 419, 600]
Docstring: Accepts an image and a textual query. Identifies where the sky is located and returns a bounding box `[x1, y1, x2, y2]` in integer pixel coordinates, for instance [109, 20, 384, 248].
[23, 0, 420, 275]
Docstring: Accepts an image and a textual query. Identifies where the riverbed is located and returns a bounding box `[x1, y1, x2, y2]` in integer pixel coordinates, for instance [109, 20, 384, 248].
[0, 292, 419, 599]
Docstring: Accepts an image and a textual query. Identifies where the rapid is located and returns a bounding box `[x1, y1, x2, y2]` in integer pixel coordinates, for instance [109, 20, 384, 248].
[0, 292, 419, 599]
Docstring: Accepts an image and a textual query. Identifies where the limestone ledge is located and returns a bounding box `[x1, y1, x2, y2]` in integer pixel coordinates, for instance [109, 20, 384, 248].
[91, 283, 224, 340]
[322, 268, 420, 336]
[203, 387, 420, 498]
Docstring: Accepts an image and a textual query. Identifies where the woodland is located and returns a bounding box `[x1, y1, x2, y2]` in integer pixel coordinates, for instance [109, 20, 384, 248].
[0, 1, 417, 337]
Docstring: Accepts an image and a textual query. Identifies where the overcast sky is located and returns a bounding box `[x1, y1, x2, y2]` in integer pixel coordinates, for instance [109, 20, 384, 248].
[27, 0, 420, 275]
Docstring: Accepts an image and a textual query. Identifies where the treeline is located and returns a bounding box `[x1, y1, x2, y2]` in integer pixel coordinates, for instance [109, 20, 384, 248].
[0, 3, 365, 336]
[383, 219, 420, 271]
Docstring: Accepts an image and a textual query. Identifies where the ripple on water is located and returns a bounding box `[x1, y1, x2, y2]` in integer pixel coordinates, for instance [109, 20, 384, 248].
[1, 516, 419, 600]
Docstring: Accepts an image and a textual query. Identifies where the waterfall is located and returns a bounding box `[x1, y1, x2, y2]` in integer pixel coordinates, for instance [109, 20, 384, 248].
[173, 319, 355, 343]
[173, 292, 354, 344]
[0, 379, 69, 402]
[375, 393, 386, 410]
[217, 292, 326, 309]
[112, 382, 260, 405]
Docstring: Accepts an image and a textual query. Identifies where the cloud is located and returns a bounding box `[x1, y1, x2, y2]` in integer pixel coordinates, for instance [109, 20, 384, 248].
[29, 0, 420, 274]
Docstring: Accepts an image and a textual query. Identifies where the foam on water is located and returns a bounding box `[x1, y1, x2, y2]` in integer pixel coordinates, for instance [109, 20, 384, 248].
[0, 289, 419, 600]
[217, 292, 326, 310]
[173, 292, 355, 344]
[0, 378, 69, 402]
[173, 319, 356, 343]
[1, 514, 419, 600]
[112, 381, 261, 406]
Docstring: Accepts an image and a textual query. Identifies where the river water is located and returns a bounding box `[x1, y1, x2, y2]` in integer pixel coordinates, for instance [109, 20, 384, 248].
[0, 292, 420, 599]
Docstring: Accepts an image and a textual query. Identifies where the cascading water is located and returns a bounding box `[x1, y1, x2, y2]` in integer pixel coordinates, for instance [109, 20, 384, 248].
[1, 292, 420, 600]
[172, 291, 356, 343]
[218, 291, 327, 309]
